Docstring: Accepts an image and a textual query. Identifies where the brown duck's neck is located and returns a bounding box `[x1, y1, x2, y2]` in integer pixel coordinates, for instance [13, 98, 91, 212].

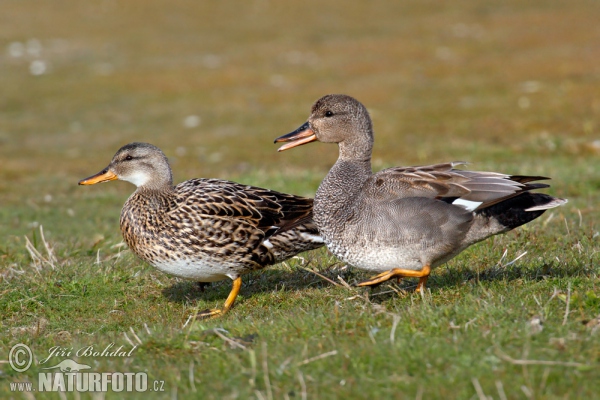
[130, 186, 175, 209]
[137, 180, 174, 193]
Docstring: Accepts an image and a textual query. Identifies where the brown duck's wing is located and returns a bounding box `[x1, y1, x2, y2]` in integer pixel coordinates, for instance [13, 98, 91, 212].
[367, 162, 550, 211]
[174, 178, 313, 237]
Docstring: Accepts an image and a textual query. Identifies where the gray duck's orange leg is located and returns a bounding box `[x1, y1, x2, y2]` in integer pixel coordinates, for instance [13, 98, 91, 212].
[357, 265, 431, 293]
[197, 277, 242, 319]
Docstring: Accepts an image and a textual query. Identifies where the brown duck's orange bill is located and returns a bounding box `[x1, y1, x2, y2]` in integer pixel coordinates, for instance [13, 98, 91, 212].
[274, 122, 317, 152]
[78, 169, 117, 185]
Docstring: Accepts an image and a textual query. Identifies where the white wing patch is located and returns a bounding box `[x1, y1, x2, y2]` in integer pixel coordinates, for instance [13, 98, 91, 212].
[525, 198, 568, 211]
[300, 233, 324, 243]
[452, 198, 483, 212]
[262, 239, 274, 249]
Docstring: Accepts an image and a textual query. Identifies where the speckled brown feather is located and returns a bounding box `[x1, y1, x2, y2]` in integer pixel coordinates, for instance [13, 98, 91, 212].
[119, 178, 320, 276]
[80, 142, 323, 285]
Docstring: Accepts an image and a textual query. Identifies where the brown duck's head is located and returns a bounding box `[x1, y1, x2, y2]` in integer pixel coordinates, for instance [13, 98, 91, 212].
[274, 94, 373, 152]
[78, 142, 173, 189]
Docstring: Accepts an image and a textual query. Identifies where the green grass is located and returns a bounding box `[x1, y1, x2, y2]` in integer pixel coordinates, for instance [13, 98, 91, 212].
[1, 0, 599, 398]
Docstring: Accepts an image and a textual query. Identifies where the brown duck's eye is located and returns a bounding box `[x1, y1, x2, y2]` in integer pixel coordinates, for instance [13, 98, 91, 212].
[325, 111, 334, 117]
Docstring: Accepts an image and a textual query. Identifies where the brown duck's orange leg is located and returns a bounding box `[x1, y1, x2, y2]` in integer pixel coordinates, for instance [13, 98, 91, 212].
[198, 277, 242, 319]
[357, 265, 431, 293]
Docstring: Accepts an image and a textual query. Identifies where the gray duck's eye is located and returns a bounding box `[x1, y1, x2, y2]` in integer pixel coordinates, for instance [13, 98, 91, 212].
[125, 155, 133, 161]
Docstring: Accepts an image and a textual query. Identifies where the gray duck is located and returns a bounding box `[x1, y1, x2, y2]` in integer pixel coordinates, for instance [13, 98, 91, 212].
[275, 94, 566, 292]
[79, 142, 323, 316]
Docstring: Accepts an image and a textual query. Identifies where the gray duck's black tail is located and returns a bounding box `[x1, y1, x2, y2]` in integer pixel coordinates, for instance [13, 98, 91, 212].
[476, 192, 567, 231]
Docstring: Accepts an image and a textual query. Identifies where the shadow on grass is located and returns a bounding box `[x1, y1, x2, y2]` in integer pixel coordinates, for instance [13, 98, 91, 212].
[361, 260, 596, 303]
[440, 260, 595, 286]
[161, 265, 349, 305]
[160, 259, 595, 305]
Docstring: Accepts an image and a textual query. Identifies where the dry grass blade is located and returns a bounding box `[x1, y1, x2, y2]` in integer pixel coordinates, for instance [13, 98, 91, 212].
[390, 314, 401, 344]
[296, 371, 307, 400]
[24, 237, 44, 273]
[496, 380, 508, 400]
[206, 328, 247, 350]
[336, 275, 354, 290]
[24, 226, 58, 272]
[299, 266, 341, 287]
[123, 332, 136, 348]
[562, 282, 571, 326]
[129, 327, 143, 345]
[497, 249, 528, 268]
[503, 251, 528, 267]
[496, 349, 589, 368]
[39, 226, 57, 265]
[262, 342, 273, 400]
[189, 361, 197, 392]
[296, 350, 338, 367]
[471, 377, 487, 400]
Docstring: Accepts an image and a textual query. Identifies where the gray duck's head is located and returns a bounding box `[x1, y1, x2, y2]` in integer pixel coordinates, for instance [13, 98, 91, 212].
[275, 94, 374, 159]
[79, 142, 173, 189]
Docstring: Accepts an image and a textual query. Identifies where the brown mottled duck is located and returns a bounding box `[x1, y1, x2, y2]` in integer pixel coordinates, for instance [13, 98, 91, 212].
[79, 142, 323, 317]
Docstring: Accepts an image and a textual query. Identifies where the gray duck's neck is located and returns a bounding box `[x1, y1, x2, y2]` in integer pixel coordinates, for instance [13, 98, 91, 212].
[337, 131, 373, 163]
[315, 132, 374, 212]
[314, 157, 372, 224]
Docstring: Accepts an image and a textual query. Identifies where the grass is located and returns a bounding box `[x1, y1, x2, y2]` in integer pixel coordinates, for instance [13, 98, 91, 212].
[1, 0, 599, 398]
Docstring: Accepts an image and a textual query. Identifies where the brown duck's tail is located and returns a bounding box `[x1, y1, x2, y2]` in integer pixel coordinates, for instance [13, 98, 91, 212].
[268, 222, 324, 264]
[466, 192, 567, 244]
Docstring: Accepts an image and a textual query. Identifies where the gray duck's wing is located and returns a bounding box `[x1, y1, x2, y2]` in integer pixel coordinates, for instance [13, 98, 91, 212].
[174, 178, 314, 238]
[366, 161, 550, 211]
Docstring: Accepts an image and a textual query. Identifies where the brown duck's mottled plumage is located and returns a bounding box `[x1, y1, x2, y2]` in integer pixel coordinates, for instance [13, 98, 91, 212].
[275, 94, 566, 292]
[79, 142, 323, 316]
[120, 177, 320, 273]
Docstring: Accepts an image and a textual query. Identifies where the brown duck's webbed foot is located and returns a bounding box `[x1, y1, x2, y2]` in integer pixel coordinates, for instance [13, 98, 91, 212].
[357, 265, 431, 293]
[197, 277, 242, 319]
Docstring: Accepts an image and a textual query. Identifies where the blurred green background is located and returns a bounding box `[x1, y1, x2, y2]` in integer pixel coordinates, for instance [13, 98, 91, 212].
[2, 1, 596, 221]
